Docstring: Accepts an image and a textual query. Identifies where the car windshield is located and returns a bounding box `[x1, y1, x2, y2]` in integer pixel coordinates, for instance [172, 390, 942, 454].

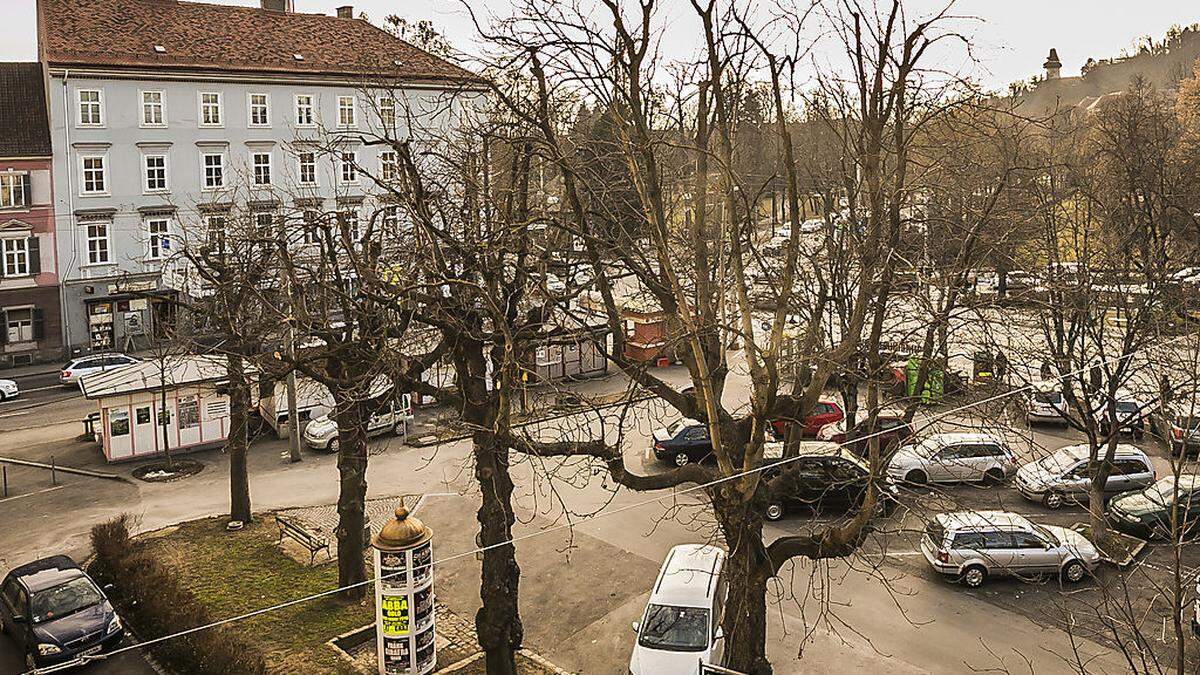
[29, 577, 103, 624]
[1034, 391, 1062, 404]
[638, 604, 710, 652]
[1144, 477, 1195, 505]
[1115, 401, 1140, 414]
[910, 438, 941, 458]
[1032, 524, 1059, 546]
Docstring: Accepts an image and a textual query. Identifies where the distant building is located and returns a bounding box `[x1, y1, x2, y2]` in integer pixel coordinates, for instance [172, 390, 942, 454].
[37, 0, 482, 354]
[0, 62, 62, 366]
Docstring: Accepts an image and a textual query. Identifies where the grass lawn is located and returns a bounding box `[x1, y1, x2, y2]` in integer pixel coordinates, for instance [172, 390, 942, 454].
[140, 516, 372, 674]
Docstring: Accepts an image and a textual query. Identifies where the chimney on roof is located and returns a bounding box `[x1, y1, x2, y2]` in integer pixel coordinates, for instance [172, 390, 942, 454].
[1043, 48, 1062, 80]
[261, 0, 293, 11]
[336, 5, 354, 19]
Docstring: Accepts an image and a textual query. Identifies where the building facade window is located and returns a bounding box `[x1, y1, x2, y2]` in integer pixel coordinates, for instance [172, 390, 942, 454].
[340, 209, 360, 242]
[302, 210, 320, 245]
[205, 215, 226, 248]
[378, 97, 396, 130]
[295, 94, 315, 126]
[86, 222, 111, 264]
[298, 152, 317, 185]
[339, 151, 357, 184]
[2, 238, 29, 276]
[254, 212, 274, 237]
[81, 155, 107, 195]
[337, 96, 356, 127]
[141, 91, 165, 126]
[381, 205, 399, 230]
[146, 218, 171, 260]
[77, 89, 103, 126]
[4, 308, 37, 343]
[144, 154, 168, 192]
[380, 150, 398, 182]
[249, 93, 270, 127]
[0, 173, 28, 209]
[252, 152, 272, 185]
[202, 153, 224, 189]
[200, 92, 223, 126]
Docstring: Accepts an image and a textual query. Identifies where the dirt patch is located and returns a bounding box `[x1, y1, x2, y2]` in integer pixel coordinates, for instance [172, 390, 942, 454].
[132, 458, 204, 482]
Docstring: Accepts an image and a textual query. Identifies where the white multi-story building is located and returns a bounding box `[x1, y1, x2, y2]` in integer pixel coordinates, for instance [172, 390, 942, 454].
[39, 0, 481, 352]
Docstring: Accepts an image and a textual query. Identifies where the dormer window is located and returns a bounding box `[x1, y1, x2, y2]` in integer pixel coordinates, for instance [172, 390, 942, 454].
[153, 45, 167, 53]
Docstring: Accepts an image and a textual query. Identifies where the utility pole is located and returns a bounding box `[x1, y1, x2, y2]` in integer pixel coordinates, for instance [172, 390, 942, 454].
[286, 320, 302, 463]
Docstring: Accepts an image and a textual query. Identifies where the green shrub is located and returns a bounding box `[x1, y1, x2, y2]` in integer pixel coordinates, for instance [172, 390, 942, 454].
[89, 516, 266, 675]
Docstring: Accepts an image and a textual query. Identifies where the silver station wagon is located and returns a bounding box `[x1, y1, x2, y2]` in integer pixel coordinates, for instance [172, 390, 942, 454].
[1016, 443, 1155, 509]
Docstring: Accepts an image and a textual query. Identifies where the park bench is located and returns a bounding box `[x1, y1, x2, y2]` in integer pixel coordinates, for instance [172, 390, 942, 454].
[275, 514, 330, 564]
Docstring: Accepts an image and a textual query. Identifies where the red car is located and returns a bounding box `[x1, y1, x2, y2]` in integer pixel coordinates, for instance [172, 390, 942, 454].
[771, 399, 844, 439]
[817, 410, 915, 458]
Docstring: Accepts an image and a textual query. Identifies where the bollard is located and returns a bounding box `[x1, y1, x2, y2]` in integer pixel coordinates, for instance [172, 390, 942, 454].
[51, 456, 57, 486]
[2, 465, 7, 498]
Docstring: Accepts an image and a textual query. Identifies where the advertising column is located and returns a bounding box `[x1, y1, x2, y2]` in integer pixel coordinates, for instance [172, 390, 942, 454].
[372, 504, 436, 675]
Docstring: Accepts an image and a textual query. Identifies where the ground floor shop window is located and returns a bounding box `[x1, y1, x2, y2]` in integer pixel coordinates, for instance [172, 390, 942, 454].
[179, 396, 200, 429]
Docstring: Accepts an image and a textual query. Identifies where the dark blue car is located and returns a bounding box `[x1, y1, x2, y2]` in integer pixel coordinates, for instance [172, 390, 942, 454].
[0, 555, 124, 670]
[652, 418, 714, 466]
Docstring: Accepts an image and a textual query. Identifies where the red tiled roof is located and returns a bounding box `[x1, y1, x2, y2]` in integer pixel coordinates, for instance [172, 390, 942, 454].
[38, 0, 482, 84]
[0, 63, 52, 157]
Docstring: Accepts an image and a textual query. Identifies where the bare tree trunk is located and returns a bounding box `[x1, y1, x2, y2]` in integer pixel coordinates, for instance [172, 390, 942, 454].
[226, 352, 251, 523]
[473, 429, 522, 675]
[335, 396, 369, 598]
[714, 493, 771, 675]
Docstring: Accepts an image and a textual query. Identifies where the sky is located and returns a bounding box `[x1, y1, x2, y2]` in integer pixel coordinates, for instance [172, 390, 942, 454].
[2, 0, 1194, 91]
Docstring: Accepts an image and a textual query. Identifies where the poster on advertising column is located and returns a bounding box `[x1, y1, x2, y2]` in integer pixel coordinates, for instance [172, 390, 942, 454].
[380, 550, 409, 589]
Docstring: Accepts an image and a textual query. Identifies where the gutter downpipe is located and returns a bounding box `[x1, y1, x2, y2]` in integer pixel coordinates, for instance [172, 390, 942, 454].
[59, 69, 80, 355]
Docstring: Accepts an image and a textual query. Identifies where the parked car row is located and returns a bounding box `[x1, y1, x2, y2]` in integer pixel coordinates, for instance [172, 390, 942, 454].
[59, 353, 140, 386]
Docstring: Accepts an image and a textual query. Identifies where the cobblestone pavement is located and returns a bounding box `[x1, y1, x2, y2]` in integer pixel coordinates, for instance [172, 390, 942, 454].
[278, 494, 421, 560]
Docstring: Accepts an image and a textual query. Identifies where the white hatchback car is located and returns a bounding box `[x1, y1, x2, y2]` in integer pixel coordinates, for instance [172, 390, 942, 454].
[0, 378, 17, 401]
[629, 544, 727, 675]
[887, 432, 1017, 485]
[60, 353, 140, 386]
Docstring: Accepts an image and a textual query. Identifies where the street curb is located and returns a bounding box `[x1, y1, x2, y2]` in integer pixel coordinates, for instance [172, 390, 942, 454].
[407, 392, 656, 448]
[0, 456, 130, 482]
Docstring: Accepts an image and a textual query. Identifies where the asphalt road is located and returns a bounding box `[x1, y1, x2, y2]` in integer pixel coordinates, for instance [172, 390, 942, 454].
[0, 636, 157, 675]
[0, 371, 80, 414]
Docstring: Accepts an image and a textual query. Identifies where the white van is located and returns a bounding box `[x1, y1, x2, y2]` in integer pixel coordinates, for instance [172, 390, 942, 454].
[257, 376, 336, 439]
[629, 544, 727, 674]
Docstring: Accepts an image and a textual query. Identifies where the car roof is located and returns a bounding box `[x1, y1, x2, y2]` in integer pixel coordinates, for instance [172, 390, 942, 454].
[1155, 474, 1200, 491]
[1054, 443, 1147, 460]
[924, 432, 1004, 445]
[650, 544, 725, 608]
[5, 555, 85, 593]
[935, 511, 1033, 532]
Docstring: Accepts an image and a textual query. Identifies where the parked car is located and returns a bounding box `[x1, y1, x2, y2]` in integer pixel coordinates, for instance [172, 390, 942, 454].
[887, 433, 1017, 486]
[1107, 474, 1200, 539]
[816, 409, 914, 458]
[1027, 381, 1067, 425]
[60, 354, 140, 386]
[1165, 403, 1200, 456]
[920, 511, 1100, 588]
[0, 555, 124, 670]
[303, 391, 414, 452]
[761, 441, 899, 521]
[0, 378, 18, 401]
[629, 544, 727, 675]
[1015, 443, 1156, 509]
[1096, 391, 1147, 439]
[652, 418, 713, 467]
[1193, 575, 1200, 638]
[770, 399, 844, 439]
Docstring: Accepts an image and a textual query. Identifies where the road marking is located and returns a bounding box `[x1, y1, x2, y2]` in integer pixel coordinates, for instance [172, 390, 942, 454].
[0, 485, 65, 503]
[412, 491, 459, 514]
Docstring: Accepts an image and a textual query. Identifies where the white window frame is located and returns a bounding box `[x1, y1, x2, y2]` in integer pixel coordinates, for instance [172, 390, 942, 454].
[297, 151, 317, 186]
[340, 208, 361, 243]
[5, 306, 34, 343]
[295, 94, 315, 127]
[378, 96, 396, 130]
[140, 90, 166, 128]
[142, 153, 169, 193]
[301, 210, 320, 246]
[79, 153, 108, 196]
[76, 89, 104, 127]
[0, 172, 27, 209]
[248, 92, 271, 128]
[379, 150, 398, 182]
[337, 95, 357, 128]
[251, 151, 273, 186]
[199, 92, 223, 127]
[145, 217, 172, 260]
[2, 237, 30, 276]
[84, 221, 112, 265]
[339, 151, 358, 184]
[201, 152, 225, 190]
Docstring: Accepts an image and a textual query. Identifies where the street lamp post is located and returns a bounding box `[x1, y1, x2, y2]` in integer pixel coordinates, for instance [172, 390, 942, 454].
[372, 504, 437, 675]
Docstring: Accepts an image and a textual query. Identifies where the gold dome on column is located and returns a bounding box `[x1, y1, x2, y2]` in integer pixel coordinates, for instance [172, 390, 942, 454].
[374, 504, 432, 551]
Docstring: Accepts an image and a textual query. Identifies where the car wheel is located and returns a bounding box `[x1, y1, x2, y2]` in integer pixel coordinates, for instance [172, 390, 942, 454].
[961, 565, 987, 588]
[1043, 492, 1065, 510]
[765, 503, 785, 521]
[329, 438, 340, 453]
[0, 391, 6, 402]
[982, 468, 1005, 486]
[904, 470, 928, 485]
[674, 452, 691, 467]
[1061, 559, 1087, 584]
